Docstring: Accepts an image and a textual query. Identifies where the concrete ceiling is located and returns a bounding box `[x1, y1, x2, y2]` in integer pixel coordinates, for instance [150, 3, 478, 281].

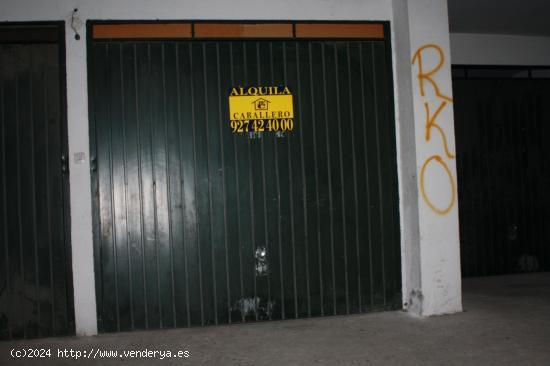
[448, 0, 550, 36]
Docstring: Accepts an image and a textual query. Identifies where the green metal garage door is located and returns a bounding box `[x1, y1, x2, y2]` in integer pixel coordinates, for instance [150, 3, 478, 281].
[0, 24, 74, 339]
[89, 23, 401, 332]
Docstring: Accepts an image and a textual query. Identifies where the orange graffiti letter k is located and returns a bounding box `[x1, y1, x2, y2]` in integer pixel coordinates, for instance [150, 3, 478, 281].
[424, 101, 455, 159]
[412, 44, 453, 103]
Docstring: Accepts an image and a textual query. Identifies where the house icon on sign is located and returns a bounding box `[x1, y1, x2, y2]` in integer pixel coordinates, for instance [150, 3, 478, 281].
[252, 98, 270, 111]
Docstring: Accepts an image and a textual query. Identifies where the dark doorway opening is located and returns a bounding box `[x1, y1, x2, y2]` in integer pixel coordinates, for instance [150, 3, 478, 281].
[453, 65, 550, 277]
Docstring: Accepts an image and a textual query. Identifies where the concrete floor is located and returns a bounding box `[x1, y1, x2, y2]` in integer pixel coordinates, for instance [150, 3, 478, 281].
[1, 272, 549, 365]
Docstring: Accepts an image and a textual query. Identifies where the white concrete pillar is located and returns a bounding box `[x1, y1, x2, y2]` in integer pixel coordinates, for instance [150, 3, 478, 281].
[65, 20, 98, 336]
[393, 0, 462, 316]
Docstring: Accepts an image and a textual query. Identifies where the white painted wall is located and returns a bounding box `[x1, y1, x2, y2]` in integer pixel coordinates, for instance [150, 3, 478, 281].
[0, 0, 391, 22]
[0, 0, 463, 335]
[450, 33, 550, 65]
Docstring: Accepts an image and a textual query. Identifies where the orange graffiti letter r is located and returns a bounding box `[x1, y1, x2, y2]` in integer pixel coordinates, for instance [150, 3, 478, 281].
[412, 44, 453, 103]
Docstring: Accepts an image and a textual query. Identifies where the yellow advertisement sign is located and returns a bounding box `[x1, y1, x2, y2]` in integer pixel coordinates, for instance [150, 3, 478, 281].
[228, 86, 294, 134]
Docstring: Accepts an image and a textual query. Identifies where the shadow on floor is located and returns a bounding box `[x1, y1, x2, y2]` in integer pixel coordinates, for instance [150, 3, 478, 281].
[1, 273, 549, 365]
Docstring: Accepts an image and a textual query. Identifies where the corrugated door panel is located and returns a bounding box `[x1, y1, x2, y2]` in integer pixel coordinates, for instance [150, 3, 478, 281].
[357, 43, 386, 307]
[0, 41, 73, 339]
[285, 43, 307, 317]
[90, 39, 401, 332]
[218, 42, 252, 323]
[454, 79, 550, 277]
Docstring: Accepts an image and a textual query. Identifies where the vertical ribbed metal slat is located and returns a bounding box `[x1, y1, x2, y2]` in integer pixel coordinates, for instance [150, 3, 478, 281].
[90, 38, 401, 332]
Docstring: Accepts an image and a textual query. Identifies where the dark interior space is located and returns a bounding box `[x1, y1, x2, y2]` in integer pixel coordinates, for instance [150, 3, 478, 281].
[453, 66, 550, 277]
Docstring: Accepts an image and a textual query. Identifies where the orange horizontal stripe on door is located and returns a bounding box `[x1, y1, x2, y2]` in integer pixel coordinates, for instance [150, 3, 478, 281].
[93, 23, 192, 39]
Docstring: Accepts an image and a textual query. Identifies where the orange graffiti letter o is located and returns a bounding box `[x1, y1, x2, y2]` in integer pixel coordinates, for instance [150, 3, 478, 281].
[420, 155, 456, 216]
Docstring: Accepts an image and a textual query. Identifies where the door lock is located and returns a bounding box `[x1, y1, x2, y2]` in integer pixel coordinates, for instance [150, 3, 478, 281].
[61, 154, 68, 174]
[254, 246, 268, 276]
